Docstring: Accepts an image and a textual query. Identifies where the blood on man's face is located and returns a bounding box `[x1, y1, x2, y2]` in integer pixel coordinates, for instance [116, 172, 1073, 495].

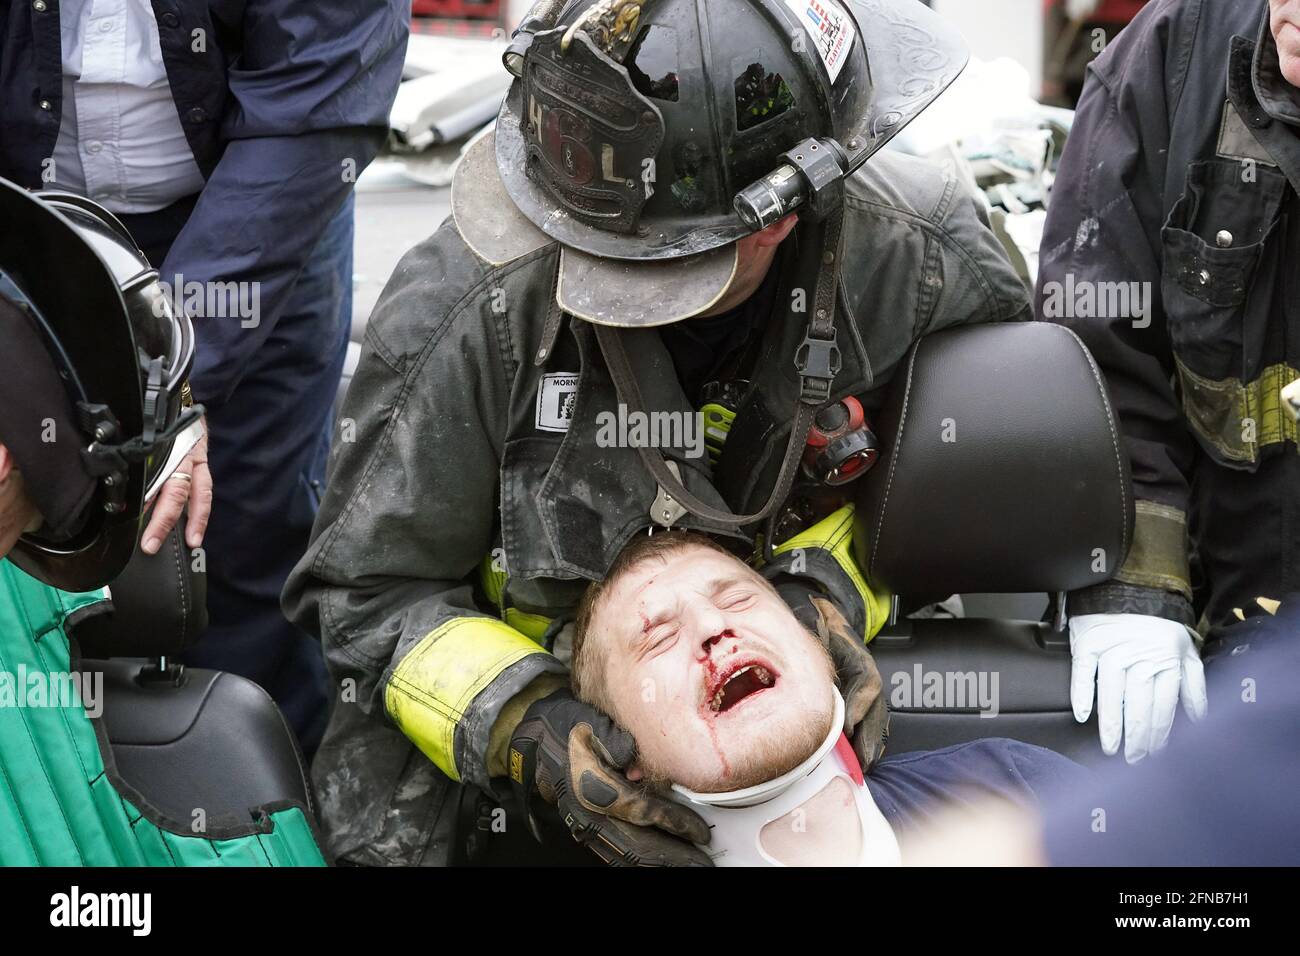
[591, 547, 835, 793]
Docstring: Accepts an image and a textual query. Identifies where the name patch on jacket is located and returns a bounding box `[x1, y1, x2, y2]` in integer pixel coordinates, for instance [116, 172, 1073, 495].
[536, 373, 579, 433]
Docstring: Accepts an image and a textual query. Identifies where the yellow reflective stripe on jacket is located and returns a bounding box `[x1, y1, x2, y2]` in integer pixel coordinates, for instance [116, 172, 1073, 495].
[1113, 500, 1193, 600]
[1176, 359, 1300, 464]
[480, 554, 507, 607]
[385, 617, 551, 782]
[772, 505, 892, 642]
[480, 554, 554, 643]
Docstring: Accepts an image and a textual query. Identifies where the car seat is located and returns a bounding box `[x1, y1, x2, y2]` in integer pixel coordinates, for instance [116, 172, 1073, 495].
[855, 322, 1134, 766]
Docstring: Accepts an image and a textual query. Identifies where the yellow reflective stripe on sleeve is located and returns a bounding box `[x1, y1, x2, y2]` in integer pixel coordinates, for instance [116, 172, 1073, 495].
[385, 618, 552, 782]
[1253, 364, 1300, 448]
[1175, 359, 1300, 463]
[1113, 501, 1192, 600]
[772, 505, 892, 643]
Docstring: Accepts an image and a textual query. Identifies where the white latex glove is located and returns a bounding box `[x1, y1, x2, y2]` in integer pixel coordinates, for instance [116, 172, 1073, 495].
[1065, 0, 1101, 21]
[1069, 613, 1208, 763]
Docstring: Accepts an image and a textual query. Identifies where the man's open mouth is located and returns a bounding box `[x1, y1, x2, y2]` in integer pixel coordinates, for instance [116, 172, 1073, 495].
[708, 661, 778, 714]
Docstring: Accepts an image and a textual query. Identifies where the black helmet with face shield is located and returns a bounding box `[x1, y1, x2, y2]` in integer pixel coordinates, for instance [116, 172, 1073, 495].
[0, 178, 203, 591]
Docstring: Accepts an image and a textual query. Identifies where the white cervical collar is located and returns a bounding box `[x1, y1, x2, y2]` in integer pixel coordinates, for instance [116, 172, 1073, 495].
[670, 690, 901, 867]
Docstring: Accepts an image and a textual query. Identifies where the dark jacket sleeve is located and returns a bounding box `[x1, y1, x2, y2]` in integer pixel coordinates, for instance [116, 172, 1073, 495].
[165, 0, 410, 405]
[281, 228, 568, 793]
[1035, 0, 1198, 626]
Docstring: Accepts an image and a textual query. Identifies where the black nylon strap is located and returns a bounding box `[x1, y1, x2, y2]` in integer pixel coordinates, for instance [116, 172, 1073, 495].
[594, 211, 845, 531]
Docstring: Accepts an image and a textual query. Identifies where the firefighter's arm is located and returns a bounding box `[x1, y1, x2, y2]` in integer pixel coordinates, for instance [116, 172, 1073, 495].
[1036, 9, 1198, 626]
[919, 164, 1036, 337]
[763, 505, 891, 643]
[282, 226, 566, 794]
[764, 506, 891, 771]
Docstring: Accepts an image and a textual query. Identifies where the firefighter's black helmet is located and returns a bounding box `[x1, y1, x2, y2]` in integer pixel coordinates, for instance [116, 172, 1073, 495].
[458, 0, 967, 326]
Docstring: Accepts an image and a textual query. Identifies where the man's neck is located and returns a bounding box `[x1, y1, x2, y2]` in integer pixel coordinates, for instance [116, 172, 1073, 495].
[758, 774, 866, 865]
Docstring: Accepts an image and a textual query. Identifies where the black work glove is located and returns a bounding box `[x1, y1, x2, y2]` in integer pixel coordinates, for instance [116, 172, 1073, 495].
[509, 689, 714, 867]
[782, 589, 889, 774]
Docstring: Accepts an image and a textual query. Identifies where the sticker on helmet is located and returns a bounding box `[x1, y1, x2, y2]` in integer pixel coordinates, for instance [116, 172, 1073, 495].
[783, 0, 856, 84]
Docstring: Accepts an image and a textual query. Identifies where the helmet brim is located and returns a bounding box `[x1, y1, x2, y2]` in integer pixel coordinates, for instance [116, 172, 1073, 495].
[836, 0, 971, 167]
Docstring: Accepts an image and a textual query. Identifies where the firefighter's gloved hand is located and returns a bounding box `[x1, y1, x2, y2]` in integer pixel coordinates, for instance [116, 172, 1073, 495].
[1069, 613, 1208, 763]
[804, 595, 889, 774]
[509, 689, 713, 866]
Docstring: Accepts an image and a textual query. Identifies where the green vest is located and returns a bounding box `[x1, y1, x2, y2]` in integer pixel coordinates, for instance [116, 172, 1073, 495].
[0, 560, 325, 866]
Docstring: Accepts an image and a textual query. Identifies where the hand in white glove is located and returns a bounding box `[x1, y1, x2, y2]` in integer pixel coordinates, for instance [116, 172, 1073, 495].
[1069, 613, 1208, 763]
[1065, 0, 1102, 21]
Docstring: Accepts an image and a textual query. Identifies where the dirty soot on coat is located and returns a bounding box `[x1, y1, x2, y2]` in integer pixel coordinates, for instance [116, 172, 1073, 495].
[283, 149, 1031, 866]
[1038, 0, 1300, 634]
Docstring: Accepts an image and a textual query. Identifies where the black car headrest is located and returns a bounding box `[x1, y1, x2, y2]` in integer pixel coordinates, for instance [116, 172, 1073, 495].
[853, 323, 1133, 598]
[73, 518, 207, 658]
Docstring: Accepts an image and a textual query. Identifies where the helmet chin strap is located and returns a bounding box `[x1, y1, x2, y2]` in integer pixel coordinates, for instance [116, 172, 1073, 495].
[670, 689, 901, 867]
[594, 209, 845, 541]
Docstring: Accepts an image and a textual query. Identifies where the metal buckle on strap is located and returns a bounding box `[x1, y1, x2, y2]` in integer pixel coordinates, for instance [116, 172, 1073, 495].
[651, 460, 689, 530]
[795, 327, 841, 404]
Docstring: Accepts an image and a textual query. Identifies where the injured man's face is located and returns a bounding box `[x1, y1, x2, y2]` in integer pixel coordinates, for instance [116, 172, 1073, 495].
[573, 537, 836, 793]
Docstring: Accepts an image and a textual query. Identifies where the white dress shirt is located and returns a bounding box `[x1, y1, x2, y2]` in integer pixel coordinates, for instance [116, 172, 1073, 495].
[51, 0, 206, 214]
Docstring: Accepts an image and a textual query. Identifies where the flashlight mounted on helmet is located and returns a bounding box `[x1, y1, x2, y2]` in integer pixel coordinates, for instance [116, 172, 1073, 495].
[734, 136, 851, 231]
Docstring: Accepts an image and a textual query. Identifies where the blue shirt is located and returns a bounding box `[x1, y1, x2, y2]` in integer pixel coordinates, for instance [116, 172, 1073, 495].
[867, 738, 1092, 834]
